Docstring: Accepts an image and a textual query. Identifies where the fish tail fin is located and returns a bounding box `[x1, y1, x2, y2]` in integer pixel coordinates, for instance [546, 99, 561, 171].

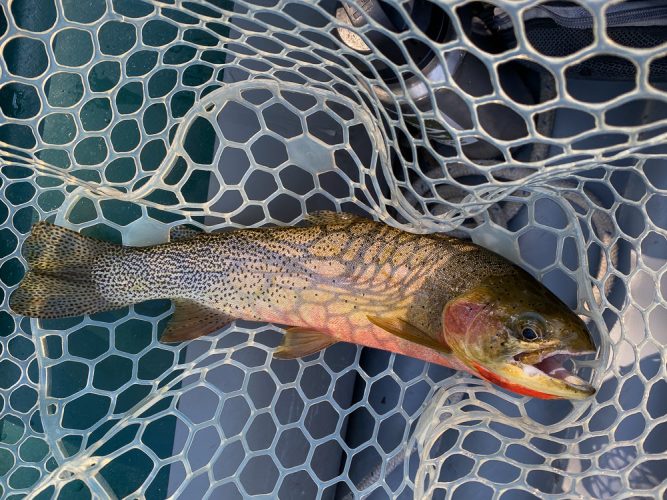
[9, 222, 119, 319]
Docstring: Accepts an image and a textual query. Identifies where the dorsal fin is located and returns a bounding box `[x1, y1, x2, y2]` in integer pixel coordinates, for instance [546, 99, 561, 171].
[169, 225, 206, 241]
[273, 327, 336, 359]
[367, 315, 450, 353]
[160, 299, 234, 343]
[303, 211, 368, 227]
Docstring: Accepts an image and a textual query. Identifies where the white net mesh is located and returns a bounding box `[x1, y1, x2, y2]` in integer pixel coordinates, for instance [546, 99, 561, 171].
[0, 0, 665, 498]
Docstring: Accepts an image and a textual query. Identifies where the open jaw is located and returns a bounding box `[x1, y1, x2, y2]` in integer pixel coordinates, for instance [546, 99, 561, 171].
[514, 349, 596, 397]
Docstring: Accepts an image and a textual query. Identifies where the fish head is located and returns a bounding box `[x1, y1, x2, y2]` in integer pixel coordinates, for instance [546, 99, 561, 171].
[442, 272, 596, 400]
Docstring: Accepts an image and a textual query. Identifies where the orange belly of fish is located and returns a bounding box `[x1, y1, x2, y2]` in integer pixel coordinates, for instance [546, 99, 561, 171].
[257, 304, 467, 371]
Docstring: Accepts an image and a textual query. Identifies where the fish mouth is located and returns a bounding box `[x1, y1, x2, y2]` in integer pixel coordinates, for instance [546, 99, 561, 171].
[511, 349, 596, 399]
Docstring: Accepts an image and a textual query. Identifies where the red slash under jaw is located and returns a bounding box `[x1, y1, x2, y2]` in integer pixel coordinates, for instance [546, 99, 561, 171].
[471, 361, 561, 400]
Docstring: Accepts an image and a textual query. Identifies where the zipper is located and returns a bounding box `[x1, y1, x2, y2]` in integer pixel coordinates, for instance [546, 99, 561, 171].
[492, 1, 667, 31]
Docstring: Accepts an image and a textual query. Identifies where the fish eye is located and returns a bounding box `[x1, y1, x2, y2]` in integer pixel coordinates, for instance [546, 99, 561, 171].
[521, 327, 539, 341]
[513, 313, 545, 341]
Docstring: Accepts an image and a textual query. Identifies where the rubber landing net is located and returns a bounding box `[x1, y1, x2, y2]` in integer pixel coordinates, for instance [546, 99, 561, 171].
[0, 0, 665, 498]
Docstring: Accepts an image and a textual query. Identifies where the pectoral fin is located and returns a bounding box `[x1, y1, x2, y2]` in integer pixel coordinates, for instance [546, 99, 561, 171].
[367, 315, 450, 353]
[274, 327, 336, 359]
[161, 299, 235, 343]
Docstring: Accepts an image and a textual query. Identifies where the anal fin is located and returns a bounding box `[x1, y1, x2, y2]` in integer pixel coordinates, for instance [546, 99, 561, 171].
[367, 315, 450, 353]
[160, 299, 234, 343]
[274, 327, 336, 359]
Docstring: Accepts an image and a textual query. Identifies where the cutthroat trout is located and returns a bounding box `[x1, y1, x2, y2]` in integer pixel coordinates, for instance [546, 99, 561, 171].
[10, 212, 596, 399]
